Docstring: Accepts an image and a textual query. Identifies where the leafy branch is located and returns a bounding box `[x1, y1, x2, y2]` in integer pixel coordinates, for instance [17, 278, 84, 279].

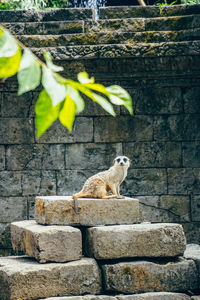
[0, 26, 133, 138]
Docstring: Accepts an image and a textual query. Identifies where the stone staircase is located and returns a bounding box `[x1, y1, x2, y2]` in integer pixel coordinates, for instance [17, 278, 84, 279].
[0, 196, 199, 300]
[0, 5, 200, 60]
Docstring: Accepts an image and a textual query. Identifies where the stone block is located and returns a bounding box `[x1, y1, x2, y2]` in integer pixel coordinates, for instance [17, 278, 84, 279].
[22, 170, 56, 196]
[39, 296, 116, 300]
[123, 142, 181, 168]
[168, 168, 200, 195]
[94, 116, 153, 143]
[0, 145, 5, 170]
[191, 195, 200, 221]
[184, 244, 200, 275]
[0, 118, 34, 144]
[0, 171, 22, 196]
[182, 222, 200, 245]
[0, 256, 101, 300]
[1, 92, 32, 117]
[183, 142, 200, 167]
[37, 118, 93, 143]
[11, 220, 82, 263]
[65, 143, 122, 170]
[183, 87, 200, 113]
[117, 293, 191, 300]
[0, 197, 27, 223]
[139, 195, 190, 222]
[102, 258, 198, 294]
[85, 223, 186, 260]
[0, 223, 11, 249]
[6, 144, 65, 170]
[122, 168, 167, 196]
[134, 87, 182, 114]
[35, 196, 140, 226]
[154, 114, 200, 141]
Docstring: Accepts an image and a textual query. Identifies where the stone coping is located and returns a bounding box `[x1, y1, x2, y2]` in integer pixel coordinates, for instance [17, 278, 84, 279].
[35, 195, 140, 226]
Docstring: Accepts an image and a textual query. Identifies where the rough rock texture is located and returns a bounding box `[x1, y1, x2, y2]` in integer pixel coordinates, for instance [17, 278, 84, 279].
[85, 223, 186, 259]
[102, 258, 198, 294]
[38, 294, 191, 300]
[184, 244, 200, 279]
[34, 196, 140, 226]
[117, 293, 191, 300]
[11, 220, 82, 263]
[0, 256, 101, 300]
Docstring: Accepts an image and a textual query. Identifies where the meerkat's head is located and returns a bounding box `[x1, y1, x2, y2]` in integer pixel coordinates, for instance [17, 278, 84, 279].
[114, 156, 130, 168]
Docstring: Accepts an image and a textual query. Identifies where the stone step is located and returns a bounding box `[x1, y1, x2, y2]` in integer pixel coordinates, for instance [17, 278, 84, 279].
[31, 40, 200, 60]
[0, 8, 94, 23]
[4, 21, 85, 35]
[11, 220, 82, 263]
[0, 256, 101, 300]
[84, 223, 186, 260]
[4, 15, 199, 35]
[17, 29, 200, 48]
[34, 196, 140, 226]
[102, 258, 198, 294]
[38, 293, 191, 300]
[99, 5, 200, 19]
[86, 15, 200, 33]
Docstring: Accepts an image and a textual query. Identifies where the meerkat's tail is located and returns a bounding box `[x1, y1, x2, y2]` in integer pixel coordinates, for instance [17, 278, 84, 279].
[72, 195, 79, 214]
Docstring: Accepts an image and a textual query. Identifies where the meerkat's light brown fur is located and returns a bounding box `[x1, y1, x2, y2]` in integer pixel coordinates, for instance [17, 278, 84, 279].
[72, 156, 130, 213]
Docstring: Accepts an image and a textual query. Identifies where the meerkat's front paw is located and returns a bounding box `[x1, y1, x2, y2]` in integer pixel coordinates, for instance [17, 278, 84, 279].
[117, 195, 125, 199]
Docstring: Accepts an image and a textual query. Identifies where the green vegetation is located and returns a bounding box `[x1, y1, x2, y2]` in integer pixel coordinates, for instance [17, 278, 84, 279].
[0, 27, 133, 138]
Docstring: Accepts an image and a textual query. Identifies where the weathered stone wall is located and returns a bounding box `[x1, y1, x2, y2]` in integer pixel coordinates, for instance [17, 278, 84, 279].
[0, 6, 200, 255]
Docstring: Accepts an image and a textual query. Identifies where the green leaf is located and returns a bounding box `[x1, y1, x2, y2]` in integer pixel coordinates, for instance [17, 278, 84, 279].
[67, 84, 85, 114]
[0, 30, 18, 57]
[42, 65, 66, 106]
[59, 93, 76, 132]
[0, 46, 21, 78]
[106, 85, 133, 115]
[35, 89, 62, 138]
[18, 48, 41, 95]
[84, 83, 109, 96]
[91, 92, 116, 117]
[43, 52, 63, 72]
[77, 72, 95, 84]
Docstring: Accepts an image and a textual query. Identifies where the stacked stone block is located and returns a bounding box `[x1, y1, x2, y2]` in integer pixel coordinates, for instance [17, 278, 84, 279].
[0, 196, 199, 300]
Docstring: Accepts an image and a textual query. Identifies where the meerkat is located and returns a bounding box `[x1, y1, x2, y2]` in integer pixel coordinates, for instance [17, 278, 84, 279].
[72, 156, 130, 213]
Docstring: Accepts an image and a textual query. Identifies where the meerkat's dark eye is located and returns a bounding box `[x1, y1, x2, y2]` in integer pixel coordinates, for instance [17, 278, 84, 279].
[123, 158, 127, 163]
[117, 158, 121, 163]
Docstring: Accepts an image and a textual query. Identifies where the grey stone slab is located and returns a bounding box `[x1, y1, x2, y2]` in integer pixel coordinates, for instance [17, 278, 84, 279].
[183, 87, 200, 113]
[168, 168, 200, 195]
[184, 244, 200, 275]
[0, 223, 11, 249]
[85, 223, 186, 260]
[37, 118, 93, 143]
[183, 142, 200, 167]
[22, 170, 56, 196]
[191, 195, 200, 222]
[94, 116, 153, 143]
[123, 142, 181, 168]
[0, 197, 27, 223]
[117, 293, 191, 300]
[0, 8, 94, 22]
[102, 258, 198, 294]
[65, 143, 122, 170]
[39, 296, 117, 300]
[139, 195, 190, 222]
[0, 145, 5, 170]
[182, 223, 200, 245]
[0, 171, 22, 196]
[11, 220, 82, 263]
[35, 196, 140, 226]
[1, 92, 32, 117]
[0, 118, 34, 144]
[153, 114, 200, 142]
[0, 256, 101, 300]
[6, 144, 65, 170]
[122, 168, 167, 196]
